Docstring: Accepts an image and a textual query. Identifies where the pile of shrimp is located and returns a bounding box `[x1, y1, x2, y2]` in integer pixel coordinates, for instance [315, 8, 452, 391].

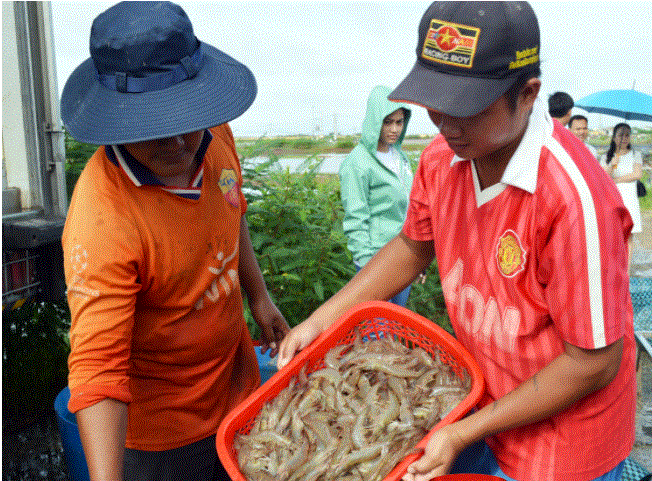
[235, 334, 471, 481]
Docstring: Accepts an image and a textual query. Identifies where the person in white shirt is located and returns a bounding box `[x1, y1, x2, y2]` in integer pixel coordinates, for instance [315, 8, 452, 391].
[600, 122, 643, 268]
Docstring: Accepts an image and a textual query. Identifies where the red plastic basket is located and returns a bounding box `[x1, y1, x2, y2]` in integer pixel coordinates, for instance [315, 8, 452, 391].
[433, 476, 504, 480]
[216, 301, 485, 481]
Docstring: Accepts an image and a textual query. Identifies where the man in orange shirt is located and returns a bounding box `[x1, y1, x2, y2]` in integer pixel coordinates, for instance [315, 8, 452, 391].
[60, 2, 289, 480]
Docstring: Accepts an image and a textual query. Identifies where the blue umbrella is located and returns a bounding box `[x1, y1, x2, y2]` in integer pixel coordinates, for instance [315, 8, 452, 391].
[575, 89, 652, 122]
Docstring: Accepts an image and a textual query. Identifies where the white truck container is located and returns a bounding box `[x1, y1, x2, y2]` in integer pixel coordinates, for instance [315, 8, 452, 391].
[3, 1, 68, 306]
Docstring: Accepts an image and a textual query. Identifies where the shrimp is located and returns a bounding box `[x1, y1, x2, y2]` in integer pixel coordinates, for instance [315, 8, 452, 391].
[235, 336, 472, 481]
[277, 437, 310, 479]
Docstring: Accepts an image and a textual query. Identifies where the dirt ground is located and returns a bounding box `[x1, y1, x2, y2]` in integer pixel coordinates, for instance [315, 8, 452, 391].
[636, 210, 652, 253]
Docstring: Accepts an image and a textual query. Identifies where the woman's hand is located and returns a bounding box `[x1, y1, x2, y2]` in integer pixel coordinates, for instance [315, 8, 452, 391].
[609, 153, 621, 176]
[402, 424, 468, 481]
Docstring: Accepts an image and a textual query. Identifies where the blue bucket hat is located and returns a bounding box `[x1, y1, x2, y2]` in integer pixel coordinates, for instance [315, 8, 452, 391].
[60, 1, 257, 145]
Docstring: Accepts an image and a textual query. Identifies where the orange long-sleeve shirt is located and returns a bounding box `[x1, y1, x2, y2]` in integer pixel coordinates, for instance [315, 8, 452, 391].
[63, 125, 260, 450]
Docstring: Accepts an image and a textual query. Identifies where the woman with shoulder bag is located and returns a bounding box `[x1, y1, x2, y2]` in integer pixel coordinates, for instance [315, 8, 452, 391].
[601, 122, 643, 268]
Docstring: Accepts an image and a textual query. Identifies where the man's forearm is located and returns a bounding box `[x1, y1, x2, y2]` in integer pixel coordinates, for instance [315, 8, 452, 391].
[76, 398, 128, 481]
[454, 338, 623, 446]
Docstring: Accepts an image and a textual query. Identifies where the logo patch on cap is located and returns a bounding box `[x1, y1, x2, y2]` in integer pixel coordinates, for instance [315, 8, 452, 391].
[422, 19, 480, 68]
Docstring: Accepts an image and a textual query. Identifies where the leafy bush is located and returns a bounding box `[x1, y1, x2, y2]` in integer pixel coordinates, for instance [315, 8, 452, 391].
[238, 138, 450, 335]
[640, 168, 652, 211]
[291, 138, 317, 150]
[239, 141, 356, 333]
[2, 301, 70, 417]
[405, 261, 452, 334]
[64, 132, 97, 201]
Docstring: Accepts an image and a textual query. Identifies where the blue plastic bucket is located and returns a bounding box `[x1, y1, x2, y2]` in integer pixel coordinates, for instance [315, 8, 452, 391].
[54, 387, 90, 481]
[53, 349, 276, 479]
[254, 345, 279, 383]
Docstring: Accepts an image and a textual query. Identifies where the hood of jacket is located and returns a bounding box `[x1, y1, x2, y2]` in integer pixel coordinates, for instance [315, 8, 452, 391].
[360, 85, 411, 154]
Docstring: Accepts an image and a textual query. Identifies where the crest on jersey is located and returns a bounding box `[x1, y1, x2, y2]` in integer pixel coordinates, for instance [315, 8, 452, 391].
[496, 230, 526, 278]
[219, 169, 240, 208]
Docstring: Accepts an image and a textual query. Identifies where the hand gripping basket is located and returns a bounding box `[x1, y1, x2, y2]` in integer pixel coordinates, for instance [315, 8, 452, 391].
[216, 301, 485, 481]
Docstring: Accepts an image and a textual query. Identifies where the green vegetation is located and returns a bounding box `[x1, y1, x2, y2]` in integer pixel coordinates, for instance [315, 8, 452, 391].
[238, 137, 450, 334]
[640, 169, 652, 211]
[238, 139, 354, 335]
[235, 134, 432, 156]
[3, 300, 70, 417]
[335, 138, 355, 150]
[588, 127, 652, 151]
[64, 133, 98, 202]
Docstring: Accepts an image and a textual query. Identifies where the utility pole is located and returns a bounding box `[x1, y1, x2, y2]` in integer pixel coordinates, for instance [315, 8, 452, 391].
[333, 114, 337, 140]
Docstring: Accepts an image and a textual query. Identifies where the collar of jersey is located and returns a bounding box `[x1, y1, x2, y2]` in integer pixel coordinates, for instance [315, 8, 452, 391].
[449, 97, 553, 194]
[105, 130, 212, 199]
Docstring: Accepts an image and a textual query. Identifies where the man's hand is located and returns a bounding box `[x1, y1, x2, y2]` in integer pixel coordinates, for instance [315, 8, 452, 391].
[276, 318, 324, 369]
[402, 424, 467, 481]
[250, 296, 289, 358]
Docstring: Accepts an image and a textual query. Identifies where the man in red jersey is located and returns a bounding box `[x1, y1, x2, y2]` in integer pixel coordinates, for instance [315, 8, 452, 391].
[278, 2, 635, 480]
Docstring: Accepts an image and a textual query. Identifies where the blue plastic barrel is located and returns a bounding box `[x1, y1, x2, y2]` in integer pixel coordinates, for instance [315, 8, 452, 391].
[54, 387, 90, 481]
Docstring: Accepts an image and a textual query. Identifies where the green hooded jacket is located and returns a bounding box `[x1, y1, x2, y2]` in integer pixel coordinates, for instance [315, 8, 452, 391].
[339, 85, 413, 267]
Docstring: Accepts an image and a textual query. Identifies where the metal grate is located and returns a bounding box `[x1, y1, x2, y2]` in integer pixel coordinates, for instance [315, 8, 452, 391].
[631, 277, 652, 333]
[2, 248, 41, 306]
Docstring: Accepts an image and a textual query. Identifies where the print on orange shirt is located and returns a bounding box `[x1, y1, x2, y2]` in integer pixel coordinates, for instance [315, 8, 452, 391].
[219, 169, 240, 208]
[496, 230, 526, 278]
[67, 243, 99, 299]
[195, 240, 240, 310]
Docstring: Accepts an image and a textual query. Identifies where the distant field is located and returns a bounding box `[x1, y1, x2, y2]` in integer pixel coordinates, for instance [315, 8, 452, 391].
[235, 135, 432, 157]
[235, 134, 651, 161]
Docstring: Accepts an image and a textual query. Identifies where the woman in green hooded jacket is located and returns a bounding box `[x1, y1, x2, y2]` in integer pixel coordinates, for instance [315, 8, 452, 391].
[339, 85, 414, 306]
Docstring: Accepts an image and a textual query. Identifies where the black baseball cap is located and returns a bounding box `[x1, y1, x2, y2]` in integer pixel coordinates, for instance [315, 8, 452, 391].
[389, 1, 540, 117]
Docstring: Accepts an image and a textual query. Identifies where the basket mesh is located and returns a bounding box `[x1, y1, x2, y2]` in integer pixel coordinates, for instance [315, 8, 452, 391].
[233, 316, 469, 439]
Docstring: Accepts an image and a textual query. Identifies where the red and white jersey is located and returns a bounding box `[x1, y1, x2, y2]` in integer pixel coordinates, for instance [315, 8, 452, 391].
[404, 99, 636, 480]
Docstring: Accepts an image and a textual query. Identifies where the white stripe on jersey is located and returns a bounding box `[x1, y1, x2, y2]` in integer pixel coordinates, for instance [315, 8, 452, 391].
[163, 187, 200, 196]
[544, 138, 605, 347]
[111, 145, 142, 187]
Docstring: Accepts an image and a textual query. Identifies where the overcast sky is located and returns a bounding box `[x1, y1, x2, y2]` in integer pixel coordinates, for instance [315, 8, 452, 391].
[51, 1, 652, 137]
